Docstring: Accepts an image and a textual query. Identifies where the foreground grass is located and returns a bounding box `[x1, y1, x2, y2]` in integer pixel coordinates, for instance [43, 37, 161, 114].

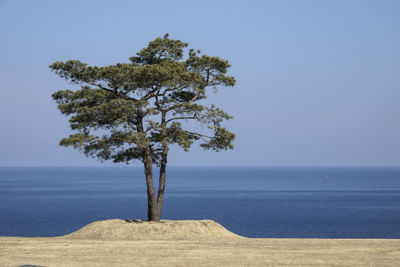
[1, 237, 399, 266]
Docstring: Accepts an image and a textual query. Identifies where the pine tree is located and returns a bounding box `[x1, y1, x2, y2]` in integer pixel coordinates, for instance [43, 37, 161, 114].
[50, 34, 235, 221]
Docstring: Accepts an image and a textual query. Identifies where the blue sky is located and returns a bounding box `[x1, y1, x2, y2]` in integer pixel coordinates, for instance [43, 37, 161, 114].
[0, 0, 399, 166]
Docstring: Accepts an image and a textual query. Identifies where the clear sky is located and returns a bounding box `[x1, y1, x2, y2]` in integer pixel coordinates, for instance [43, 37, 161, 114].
[0, 0, 399, 167]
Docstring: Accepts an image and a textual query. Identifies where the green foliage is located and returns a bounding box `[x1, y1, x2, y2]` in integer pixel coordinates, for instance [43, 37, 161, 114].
[51, 34, 235, 166]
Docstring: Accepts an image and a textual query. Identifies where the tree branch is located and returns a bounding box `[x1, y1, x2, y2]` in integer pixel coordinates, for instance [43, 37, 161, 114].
[142, 84, 162, 100]
[90, 82, 139, 102]
[166, 115, 196, 124]
[155, 88, 174, 97]
[188, 93, 199, 104]
[183, 130, 212, 139]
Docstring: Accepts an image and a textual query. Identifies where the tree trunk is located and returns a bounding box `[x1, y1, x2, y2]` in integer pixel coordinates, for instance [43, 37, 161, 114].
[143, 147, 160, 221]
[156, 144, 168, 218]
[150, 111, 169, 221]
[138, 113, 169, 222]
[144, 143, 168, 221]
[137, 114, 161, 221]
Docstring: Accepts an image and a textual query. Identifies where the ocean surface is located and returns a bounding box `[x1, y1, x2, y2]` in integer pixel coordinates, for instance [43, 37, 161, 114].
[0, 166, 399, 238]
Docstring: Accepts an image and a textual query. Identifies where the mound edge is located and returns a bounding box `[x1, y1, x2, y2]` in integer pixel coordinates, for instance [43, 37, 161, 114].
[63, 219, 243, 240]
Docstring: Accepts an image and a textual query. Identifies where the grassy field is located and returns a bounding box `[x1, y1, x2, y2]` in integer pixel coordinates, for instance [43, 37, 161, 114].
[1, 220, 399, 266]
[1, 237, 400, 266]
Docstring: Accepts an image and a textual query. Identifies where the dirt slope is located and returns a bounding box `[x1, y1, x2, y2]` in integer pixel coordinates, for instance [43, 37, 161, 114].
[64, 219, 242, 240]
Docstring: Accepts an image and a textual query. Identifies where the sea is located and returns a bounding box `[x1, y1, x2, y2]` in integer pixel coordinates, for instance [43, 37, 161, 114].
[0, 166, 399, 238]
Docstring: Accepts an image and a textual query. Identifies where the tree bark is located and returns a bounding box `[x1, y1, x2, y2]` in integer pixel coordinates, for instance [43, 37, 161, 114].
[143, 147, 159, 221]
[137, 114, 160, 221]
[156, 145, 168, 217]
[143, 145, 168, 221]
[138, 112, 169, 222]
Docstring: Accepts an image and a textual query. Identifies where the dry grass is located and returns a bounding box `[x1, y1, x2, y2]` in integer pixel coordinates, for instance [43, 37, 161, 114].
[64, 219, 240, 240]
[1, 219, 399, 267]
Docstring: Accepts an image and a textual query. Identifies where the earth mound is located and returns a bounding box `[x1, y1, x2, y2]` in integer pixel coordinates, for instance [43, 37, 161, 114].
[63, 219, 242, 240]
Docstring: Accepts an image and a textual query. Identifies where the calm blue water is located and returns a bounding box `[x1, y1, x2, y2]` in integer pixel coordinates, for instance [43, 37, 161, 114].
[0, 167, 399, 238]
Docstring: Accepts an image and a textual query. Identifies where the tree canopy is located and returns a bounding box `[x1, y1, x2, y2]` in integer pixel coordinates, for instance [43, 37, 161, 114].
[50, 34, 236, 220]
[51, 34, 235, 165]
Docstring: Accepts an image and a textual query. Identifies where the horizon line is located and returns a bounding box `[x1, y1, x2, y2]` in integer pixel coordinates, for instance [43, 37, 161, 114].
[1, 165, 400, 168]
